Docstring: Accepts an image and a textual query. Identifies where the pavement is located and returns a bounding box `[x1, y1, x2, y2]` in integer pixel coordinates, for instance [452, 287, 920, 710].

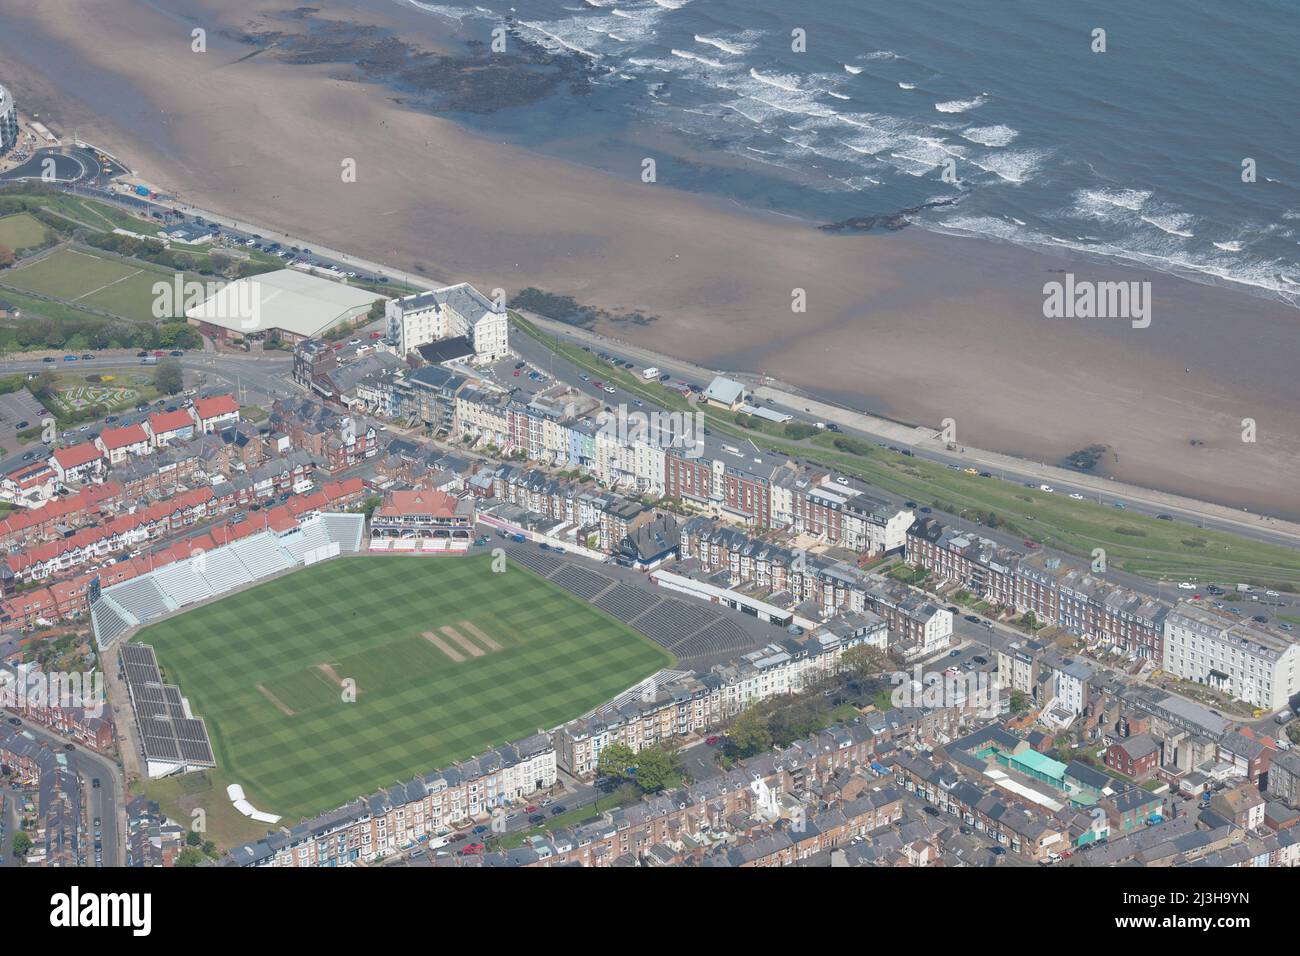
[0, 716, 125, 867]
[518, 311, 1300, 547]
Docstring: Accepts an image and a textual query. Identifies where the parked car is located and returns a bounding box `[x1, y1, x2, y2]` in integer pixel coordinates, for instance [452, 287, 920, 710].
[964, 615, 980, 624]
[1156, 513, 1174, 520]
[550, 805, 566, 816]
[63, 354, 78, 362]
[705, 735, 722, 746]
[169, 350, 184, 357]
[528, 813, 545, 825]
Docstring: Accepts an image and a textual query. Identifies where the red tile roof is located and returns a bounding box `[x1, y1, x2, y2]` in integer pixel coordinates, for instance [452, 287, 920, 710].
[52, 442, 104, 470]
[194, 394, 240, 419]
[98, 423, 149, 451]
[379, 488, 459, 518]
[148, 409, 195, 435]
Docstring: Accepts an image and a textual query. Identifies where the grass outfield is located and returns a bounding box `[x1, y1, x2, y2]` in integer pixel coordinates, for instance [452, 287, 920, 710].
[133, 554, 671, 822]
[4, 246, 184, 320]
[0, 211, 52, 250]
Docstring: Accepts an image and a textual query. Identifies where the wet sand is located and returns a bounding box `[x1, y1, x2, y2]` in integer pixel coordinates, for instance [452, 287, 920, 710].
[1, 0, 1296, 517]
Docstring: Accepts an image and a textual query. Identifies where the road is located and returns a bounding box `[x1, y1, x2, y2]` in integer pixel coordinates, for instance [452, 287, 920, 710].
[510, 317, 1300, 619]
[0, 717, 124, 867]
[517, 311, 1300, 547]
[0, 350, 293, 477]
[37, 179, 1300, 546]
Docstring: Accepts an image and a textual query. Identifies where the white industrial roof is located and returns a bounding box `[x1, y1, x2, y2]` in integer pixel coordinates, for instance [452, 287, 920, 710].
[186, 269, 380, 338]
[705, 375, 745, 405]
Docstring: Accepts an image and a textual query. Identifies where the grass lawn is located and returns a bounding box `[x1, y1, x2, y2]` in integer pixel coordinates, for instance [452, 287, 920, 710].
[0, 211, 53, 250]
[4, 246, 184, 321]
[133, 554, 671, 824]
[510, 312, 1300, 590]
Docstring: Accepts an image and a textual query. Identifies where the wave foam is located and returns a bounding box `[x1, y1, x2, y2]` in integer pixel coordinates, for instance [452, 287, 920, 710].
[935, 95, 987, 114]
[959, 124, 1018, 147]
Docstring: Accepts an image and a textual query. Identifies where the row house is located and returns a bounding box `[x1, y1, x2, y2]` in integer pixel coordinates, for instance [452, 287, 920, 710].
[1, 459, 57, 507]
[547, 724, 886, 867]
[664, 447, 774, 528]
[0, 664, 114, 751]
[146, 408, 196, 448]
[50, 442, 105, 485]
[556, 620, 886, 779]
[908, 518, 1169, 659]
[455, 385, 511, 450]
[0, 482, 122, 548]
[228, 734, 556, 867]
[859, 577, 953, 659]
[886, 750, 1068, 861]
[192, 394, 241, 434]
[96, 423, 151, 465]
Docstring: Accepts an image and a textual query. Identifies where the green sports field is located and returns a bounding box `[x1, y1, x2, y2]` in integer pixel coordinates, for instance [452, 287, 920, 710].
[134, 555, 671, 821]
[4, 246, 183, 320]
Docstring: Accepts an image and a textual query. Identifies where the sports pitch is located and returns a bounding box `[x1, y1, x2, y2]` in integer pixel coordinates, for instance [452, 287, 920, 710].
[4, 246, 183, 320]
[133, 554, 672, 820]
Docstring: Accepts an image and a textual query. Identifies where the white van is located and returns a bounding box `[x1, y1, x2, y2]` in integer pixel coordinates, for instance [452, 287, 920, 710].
[642, 366, 659, 380]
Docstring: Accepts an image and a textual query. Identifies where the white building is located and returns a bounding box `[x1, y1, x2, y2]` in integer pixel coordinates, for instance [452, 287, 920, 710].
[385, 282, 508, 363]
[1163, 603, 1300, 712]
[0, 84, 17, 153]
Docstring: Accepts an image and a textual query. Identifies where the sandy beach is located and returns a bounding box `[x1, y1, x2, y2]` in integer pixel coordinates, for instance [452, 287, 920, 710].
[1, 0, 1296, 516]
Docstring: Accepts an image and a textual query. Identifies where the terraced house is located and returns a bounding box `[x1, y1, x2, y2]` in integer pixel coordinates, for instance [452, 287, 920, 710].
[906, 517, 1169, 660]
[226, 734, 556, 867]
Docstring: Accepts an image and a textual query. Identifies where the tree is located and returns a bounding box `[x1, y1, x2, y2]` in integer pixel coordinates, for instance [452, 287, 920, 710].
[368, 298, 386, 322]
[1010, 690, 1031, 715]
[154, 358, 183, 395]
[595, 742, 636, 785]
[840, 644, 892, 683]
[728, 704, 773, 758]
[175, 847, 206, 867]
[632, 744, 679, 793]
[11, 830, 31, 858]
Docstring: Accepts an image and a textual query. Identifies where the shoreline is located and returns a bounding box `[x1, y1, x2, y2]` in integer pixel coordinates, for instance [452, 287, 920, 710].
[1, 0, 1297, 518]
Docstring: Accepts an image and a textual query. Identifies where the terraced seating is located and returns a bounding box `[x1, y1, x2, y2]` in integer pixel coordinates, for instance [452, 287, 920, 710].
[595, 584, 661, 623]
[230, 534, 295, 578]
[672, 618, 754, 660]
[549, 564, 614, 601]
[151, 562, 216, 607]
[90, 598, 133, 648]
[321, 513, 365, 552]
[634, 599, 721, 648]
[503, 543, 563, 576]
[103, 576, 174, 627]
[196, 547, 255, 595]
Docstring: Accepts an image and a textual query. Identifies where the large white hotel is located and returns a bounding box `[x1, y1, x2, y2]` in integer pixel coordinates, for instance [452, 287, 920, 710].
[0, 83, 19, 153]
[384, 282, 509, 364]
[1162, 602, 1300, 711]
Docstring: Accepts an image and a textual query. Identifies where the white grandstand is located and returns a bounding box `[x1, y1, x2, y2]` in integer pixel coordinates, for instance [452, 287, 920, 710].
[91, 513, 365, 649]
